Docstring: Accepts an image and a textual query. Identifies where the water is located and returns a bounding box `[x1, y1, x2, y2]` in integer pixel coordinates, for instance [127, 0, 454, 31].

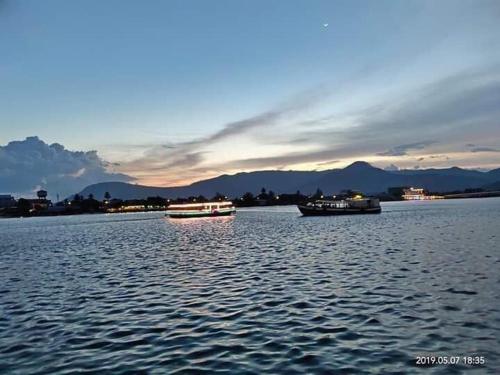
[1, 199, 499, 374]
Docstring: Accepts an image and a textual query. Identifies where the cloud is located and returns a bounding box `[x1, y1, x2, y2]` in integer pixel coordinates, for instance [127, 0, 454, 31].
[0, 136, 133, 198]
[377, 141, 437, 156]
[214, 64, 500, 171]
[205, 87, 329, 144]
[310, 66, 499, 142]
[315, 160, 339, 167]
[117, 86, 331, 183]
[470, 147, 500, 153]
[105, 64, 500, 184]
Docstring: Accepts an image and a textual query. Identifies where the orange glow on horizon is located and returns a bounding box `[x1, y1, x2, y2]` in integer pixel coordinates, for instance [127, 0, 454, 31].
[118, 150, 500, 188]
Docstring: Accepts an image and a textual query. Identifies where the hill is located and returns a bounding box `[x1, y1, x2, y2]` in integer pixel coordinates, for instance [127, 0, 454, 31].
[78, 162, 500, 200]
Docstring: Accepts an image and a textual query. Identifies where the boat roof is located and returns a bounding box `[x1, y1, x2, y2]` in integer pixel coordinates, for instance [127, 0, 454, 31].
[314, 197, 375, 203]
[168, 201, 233, 208]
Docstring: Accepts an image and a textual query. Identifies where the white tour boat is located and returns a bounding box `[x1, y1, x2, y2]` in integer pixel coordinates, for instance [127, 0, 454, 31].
[166, 201, 236, 218]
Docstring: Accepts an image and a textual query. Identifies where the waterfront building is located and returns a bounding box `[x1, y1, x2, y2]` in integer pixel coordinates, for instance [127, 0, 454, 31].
[28, 190, 51, 211]
[27, 198, 52, 211]
[402, 187, 444, 200]
[403, 187, 426, 200]
[37, 190, 48, 200]
[0, 195, 16, 208]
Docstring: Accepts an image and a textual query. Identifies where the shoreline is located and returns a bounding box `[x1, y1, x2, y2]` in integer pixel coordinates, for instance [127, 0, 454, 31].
[2, 195, 500, 219]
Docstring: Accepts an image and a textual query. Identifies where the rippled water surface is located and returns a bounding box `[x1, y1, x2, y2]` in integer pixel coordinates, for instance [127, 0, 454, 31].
[1, 199, 500, 374]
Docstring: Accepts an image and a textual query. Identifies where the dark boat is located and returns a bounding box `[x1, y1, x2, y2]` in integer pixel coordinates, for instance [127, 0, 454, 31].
[166, 201, 236, 218]
[298, 197, 381, 216]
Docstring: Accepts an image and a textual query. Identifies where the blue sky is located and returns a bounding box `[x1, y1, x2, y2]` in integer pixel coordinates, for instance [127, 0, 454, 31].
[1, 0, 500, 194]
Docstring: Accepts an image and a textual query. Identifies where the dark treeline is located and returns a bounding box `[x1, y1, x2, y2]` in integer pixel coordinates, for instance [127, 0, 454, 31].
[1, 188, 319, 217]
[234, 188, 310, 207]
[3, 185, 498, 218]
[1, 192, 169, 217]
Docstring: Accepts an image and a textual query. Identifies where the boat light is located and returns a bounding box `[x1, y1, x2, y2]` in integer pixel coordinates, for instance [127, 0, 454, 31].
[168, 201, 233, 208]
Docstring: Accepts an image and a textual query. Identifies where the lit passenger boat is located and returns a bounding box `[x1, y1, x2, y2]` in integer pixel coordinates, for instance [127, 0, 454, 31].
[166, 201, 236, 218]
[298, 197, 381, 216]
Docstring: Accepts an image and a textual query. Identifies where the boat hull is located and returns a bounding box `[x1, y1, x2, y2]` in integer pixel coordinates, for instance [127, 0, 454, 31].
[167, 209, 235, 219]
[298, 205, 381, 216]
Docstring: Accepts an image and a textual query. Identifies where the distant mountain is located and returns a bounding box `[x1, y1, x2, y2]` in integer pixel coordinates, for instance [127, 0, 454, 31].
[78, 162, 500, 200]
[393, 166, 488, 178]
[483, 180, 500, 191]
[486, 168, 500, 181]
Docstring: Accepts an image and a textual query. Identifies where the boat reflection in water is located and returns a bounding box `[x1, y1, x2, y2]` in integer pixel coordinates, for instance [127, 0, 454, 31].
[298, 197, 381, 216]
[166, 201, 236, 219]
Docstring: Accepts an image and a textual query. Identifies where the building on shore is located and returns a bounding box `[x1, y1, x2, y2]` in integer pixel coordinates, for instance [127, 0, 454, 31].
[403, 187, 426, 200]
[402, 187, 443, 200]
[28, 190, 52, 211]
[37, 190, 48, 200]
[0, 195, 16, 208]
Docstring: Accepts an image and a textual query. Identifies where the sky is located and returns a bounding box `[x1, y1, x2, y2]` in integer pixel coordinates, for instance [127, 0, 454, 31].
[1, 0, 500, 197]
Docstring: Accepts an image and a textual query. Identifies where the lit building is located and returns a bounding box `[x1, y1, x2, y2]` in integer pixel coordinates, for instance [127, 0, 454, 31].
[403, 187, 426, 200]
[402, 187, 444, 200]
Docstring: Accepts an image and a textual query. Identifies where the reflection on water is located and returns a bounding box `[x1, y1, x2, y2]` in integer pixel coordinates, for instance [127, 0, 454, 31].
[1, 199, 499, 374]
[167, 214, 235, 225]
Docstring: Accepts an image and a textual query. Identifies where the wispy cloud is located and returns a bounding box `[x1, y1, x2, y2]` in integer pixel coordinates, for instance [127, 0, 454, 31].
[470, 147, 500, 153]
[203, 87, 327, 144]
[117, 86, 331, 184]
[200, 65, 500, 171]
[112, 64, 500, 184]
[315, 159, 339, 167]
[224, 65, 500, 168]
[377, 141, 437, 156]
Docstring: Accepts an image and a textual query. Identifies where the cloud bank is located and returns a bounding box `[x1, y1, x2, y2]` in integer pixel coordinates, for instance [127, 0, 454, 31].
[0, 136, 133, 198]
[108, 65, 500, 184]
[3, 66, 500, 193]
[470, 146, 500, 153]
[118, 87, 330, 185]
[377, 141, 437, 157]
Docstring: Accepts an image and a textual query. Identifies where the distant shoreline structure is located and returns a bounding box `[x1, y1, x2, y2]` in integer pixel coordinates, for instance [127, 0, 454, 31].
[74, 161, 500, 202]
[2, 161, 500, 218]
[1, 187, 500, 219]
[402, 187, 444, 200]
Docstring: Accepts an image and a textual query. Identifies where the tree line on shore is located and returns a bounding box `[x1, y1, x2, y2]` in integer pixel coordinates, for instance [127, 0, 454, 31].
[2, 185, 494, 218]
[0, 188, 322, 217]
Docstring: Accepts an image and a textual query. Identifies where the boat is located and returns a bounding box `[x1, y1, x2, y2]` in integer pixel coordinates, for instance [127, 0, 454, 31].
[166, 201, 236, 218]
[297, 197, 381, 216]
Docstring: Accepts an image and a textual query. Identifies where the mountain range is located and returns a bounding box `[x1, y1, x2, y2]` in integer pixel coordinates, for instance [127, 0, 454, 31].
[78, 162, 500, 200]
